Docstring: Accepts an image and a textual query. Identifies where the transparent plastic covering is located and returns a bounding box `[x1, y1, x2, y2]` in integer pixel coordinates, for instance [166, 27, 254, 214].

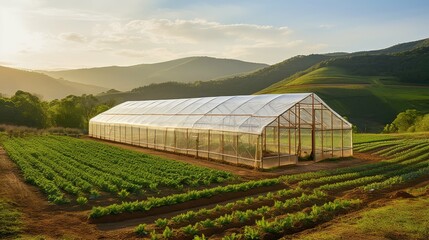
[90, 93, 352, 135]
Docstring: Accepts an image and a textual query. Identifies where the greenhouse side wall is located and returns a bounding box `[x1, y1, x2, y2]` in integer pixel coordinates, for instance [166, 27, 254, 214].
[88, 121, 262, 168]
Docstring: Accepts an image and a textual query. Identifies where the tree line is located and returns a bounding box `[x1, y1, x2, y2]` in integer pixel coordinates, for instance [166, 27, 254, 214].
[383, 109, 429, 133]
[0, 91, 113, 131]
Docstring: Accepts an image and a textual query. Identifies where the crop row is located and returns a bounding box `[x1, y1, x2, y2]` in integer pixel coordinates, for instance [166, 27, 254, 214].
[154, 188, 304, 228]
[139, 189, 328, 239]
[223, 198, 362, 239]
[89, 178, 280, 219]
[281, 141, 429, 184]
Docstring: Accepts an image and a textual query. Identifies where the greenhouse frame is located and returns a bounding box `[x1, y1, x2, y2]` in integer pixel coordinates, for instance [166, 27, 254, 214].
[89, 93, 353, 169]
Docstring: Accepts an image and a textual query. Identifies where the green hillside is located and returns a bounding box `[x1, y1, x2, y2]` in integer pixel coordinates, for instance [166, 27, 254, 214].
[258, 47, 429, 132]
[0, 66, 107, 100]
[42, 57, 268, 91]
[97, 54, 331, 102]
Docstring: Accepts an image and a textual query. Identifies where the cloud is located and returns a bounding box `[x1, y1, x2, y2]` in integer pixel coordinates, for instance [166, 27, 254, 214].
[87, 18, 304, 64]
[59, 32, 87, 43]
[118, 18, 292, 44]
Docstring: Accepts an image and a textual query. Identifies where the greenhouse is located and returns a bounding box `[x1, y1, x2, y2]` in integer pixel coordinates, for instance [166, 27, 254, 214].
[89, 93, 353, 169]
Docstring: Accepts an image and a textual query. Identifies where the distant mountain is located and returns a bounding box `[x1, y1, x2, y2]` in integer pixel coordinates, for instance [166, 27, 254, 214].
[258, 46, 429, 132]
[42, 57, 268, 91]
[97, 54, 331, 102]
[0, 66, 107, 100]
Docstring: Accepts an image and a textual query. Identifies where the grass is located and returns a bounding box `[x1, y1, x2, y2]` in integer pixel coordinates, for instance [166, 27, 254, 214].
[0, 199, 22, 237]
[289, 196, 429, 240]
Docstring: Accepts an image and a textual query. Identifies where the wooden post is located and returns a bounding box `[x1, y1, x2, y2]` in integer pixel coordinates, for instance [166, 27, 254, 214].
[331, 112, 334, 158]
[146, 127, 149, 147]
[221, 132, 224, 161]
[153, 128, 156, 149]
[130, 126, 133, 144]
[321, 106, 324, 158]
[164, 128, 167, 150]
[255, 135, 260, 169]
[196, 131, 199, 158]
[311, 94, 316, 161]
[277, 117, 281, 167]
[298, 103, 301, 158]
[186, 128, 189, 155]
[174, 130, 177, 153]
[341, 121, 344, 157]
[236, 134, 239, 165]
[288, 111, 291, 162]
[207, 130, 211, 160]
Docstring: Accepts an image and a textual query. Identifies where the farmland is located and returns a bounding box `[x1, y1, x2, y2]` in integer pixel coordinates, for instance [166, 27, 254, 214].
[0, 133, 429, 239]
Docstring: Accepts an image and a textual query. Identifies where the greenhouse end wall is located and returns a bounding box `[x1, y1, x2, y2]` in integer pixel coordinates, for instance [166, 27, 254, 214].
[89, 93, 353, 169]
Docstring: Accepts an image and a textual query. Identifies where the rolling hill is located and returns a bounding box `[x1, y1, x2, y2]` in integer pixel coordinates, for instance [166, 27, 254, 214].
[97, 38, 429, 132]
[258, 46, 429, 132]
[42, 57, 268, 91]
[0, 66, 107, 100]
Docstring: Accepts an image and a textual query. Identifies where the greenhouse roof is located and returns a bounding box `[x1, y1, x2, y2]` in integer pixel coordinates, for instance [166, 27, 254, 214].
[90, 93, 351, 134]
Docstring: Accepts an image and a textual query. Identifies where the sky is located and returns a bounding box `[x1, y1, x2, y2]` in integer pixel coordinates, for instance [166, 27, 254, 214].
[0, 0, 428, 69]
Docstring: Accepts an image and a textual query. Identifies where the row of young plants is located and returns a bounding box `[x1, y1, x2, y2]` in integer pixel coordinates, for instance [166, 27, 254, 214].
[362, 160, 429, 191]
[221, 198, 362, 240]
[138, 189, 328, 238]
[39, 136, 233, 188]
[154, 188, 304, 228]
[46, 136, 233, 188]
[4, 137, 139, 198]
[2, 136, 235, 204]
[136, 195, 359, 239]
[3, 140, 69, 203]
[281, 141, 429, 185]
[316, 155, 429, 192]
[298, 150, 429, 189]
[374, 140, 428, 157]
[89, 178, 280, 219]
[352, 139, 404, 152]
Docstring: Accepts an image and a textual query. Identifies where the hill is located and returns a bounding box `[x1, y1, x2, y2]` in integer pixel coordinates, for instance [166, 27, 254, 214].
[258, 46, 429, 132]
[0, 66, 107, 100]
[97, 54, 331, 102]
[42, 57, 268, 91]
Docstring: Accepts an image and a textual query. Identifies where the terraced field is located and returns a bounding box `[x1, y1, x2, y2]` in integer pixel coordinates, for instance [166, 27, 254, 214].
[1, 134, 429, 239]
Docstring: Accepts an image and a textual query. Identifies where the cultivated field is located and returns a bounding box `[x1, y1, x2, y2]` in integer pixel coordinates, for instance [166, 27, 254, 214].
[1, 133, 429, 239]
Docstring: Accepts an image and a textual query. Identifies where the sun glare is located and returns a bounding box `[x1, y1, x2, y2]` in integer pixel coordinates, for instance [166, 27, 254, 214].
[0, 8, 29, 55]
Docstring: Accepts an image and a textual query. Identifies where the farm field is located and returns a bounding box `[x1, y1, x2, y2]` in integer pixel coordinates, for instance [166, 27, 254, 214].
[0, 133, 429, 239]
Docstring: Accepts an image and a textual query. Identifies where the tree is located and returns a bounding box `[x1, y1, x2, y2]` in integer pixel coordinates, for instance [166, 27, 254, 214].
[10, 91, 48, 128]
